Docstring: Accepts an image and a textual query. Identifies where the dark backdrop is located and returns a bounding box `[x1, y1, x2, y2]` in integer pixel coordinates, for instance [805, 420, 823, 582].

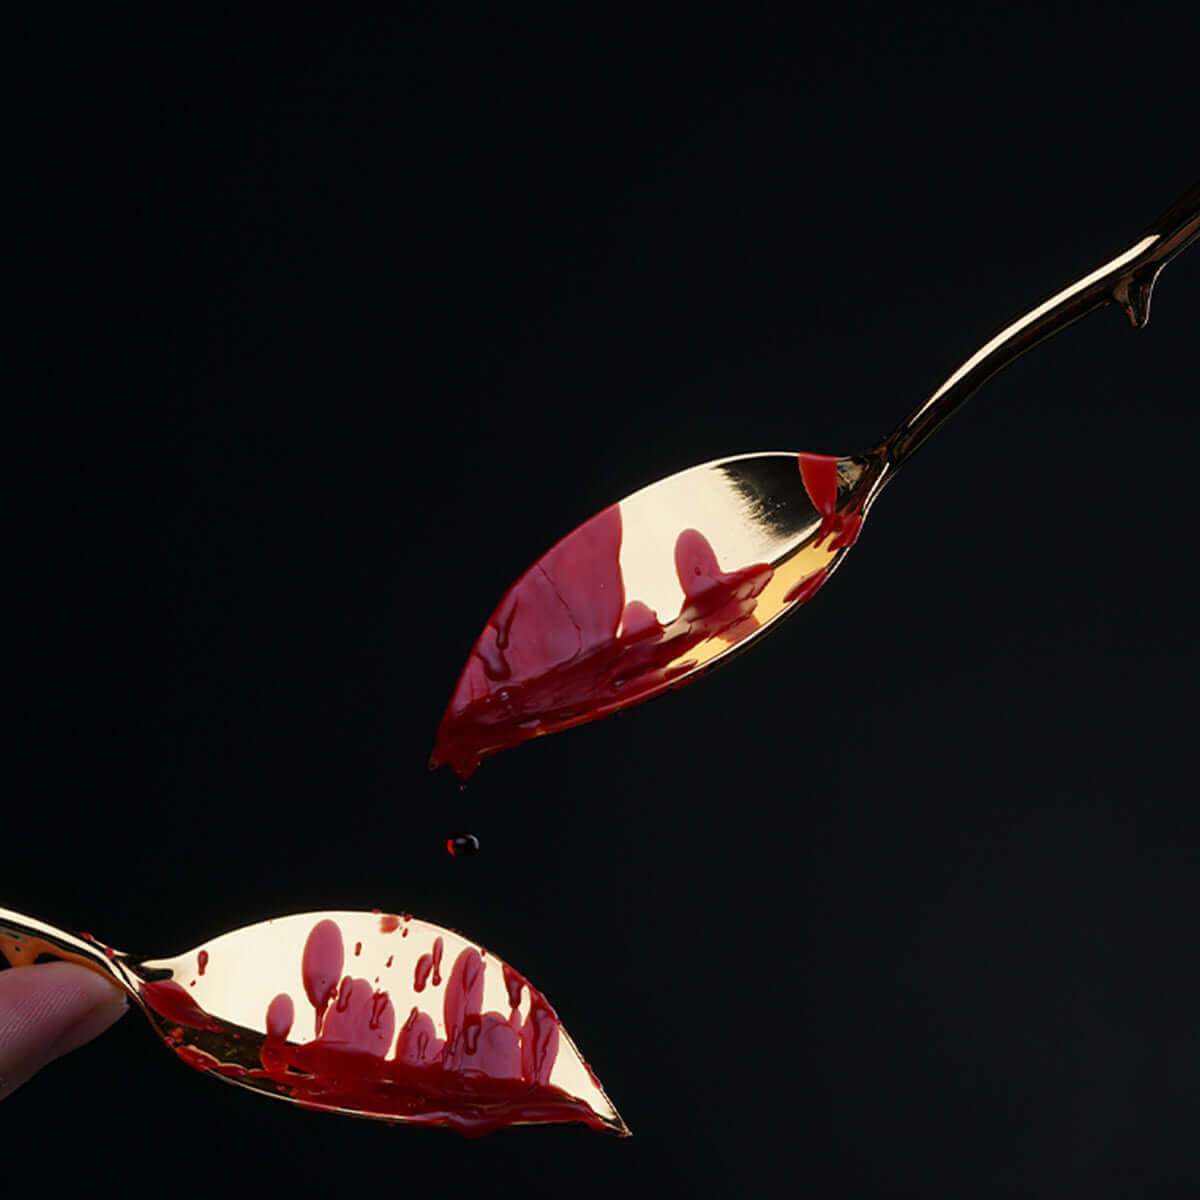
[10, 10, 1198, 1198]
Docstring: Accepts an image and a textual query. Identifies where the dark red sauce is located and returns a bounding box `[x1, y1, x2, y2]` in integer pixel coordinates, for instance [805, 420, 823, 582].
[432, 506, 773, 775]
[244, 919, 608, 1137]
[197, 950, 208, 976]
[140, 980, 223, 1033]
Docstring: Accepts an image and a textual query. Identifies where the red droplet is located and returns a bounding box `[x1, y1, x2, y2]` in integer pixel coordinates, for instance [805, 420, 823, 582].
[266, 993, 295, 1041]
[301, 919, 344, 1036]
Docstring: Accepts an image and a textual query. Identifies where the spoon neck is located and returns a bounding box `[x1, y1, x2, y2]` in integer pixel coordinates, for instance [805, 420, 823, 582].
[878, 180, 1200, 476]
[0, 905, 141, 997]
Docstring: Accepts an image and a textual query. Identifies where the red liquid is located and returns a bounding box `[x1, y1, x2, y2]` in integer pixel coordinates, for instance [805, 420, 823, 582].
[783, 566, 828, 606]
[413, 936, 443, 993]
[245, 919, 606, 1137]
[140, 980, 223, 1033]
[798, 452, 863, 551]
[432, 507, 773, 776]
[302, 919, 344, 1037]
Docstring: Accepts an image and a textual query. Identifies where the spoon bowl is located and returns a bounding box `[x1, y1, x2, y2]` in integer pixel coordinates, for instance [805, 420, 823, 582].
[433, 182, 1199, 776]
[0, 905, 627, 1137]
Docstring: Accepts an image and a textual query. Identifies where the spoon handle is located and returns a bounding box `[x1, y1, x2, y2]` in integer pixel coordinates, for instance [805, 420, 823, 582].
[0, 905, 139, 997]
[881, 180, 1200, 474]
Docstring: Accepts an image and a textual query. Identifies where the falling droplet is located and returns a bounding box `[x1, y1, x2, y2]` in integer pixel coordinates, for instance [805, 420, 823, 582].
[446, 832, 480, 857]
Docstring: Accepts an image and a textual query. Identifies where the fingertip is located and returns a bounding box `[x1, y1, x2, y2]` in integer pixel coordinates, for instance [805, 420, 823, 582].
[0, 962, 128, 1100]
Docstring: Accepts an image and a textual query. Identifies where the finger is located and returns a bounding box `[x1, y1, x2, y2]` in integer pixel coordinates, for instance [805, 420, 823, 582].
[0, 962, 128, 1100]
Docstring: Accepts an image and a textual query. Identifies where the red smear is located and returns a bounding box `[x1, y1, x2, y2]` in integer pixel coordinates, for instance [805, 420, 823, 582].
[379, 914, 401, 934]
[798, 452, 865, 551]
[140, 980, 223, 1033]
[173, 1044, 247, 1079]
[432, 508, 773, 776]
[828, 511, 863, 551]
[784, 567, 829, 606]
[197, 950, 208, 976]
[321, 976, 395, 1055]
[414, 937, 444, 993]
[798, 452, 839, 544]
[247, 919, 607, 1137]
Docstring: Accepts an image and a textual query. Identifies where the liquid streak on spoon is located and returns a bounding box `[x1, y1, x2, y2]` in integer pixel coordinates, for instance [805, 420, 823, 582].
[0, 905, 627, 1137]
[432, 182, 1200, 777]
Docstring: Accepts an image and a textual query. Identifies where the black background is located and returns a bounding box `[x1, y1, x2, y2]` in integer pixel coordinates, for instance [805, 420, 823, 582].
[9, 9, 1198, 1197]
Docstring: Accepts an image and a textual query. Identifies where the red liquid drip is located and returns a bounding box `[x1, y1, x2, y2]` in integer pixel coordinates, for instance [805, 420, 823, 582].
[379, 914, 401, 934]
[414, 936, 445, 993]
[249, 919, 606, 1137]
[502, 963, 524, 1010]
[798, 452, 864, 551]
[432, 508, 773, 776]
[302, 919, 345, 1037]
[197, 950, 208, 976]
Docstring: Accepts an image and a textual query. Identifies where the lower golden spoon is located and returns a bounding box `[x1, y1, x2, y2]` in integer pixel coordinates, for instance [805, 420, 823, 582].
[0, 905, 627, 1137]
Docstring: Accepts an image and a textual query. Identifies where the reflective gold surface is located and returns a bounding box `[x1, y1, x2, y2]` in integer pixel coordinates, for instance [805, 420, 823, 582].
[614, 451, 877, 672]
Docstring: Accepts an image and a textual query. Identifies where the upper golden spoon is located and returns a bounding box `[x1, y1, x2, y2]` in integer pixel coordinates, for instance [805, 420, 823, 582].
[432, 182, 1199, 776]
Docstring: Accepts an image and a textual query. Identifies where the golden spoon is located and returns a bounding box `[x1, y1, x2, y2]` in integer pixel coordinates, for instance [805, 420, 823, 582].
[0, 905, 627, 1137]
[432, 181, 1199, 776]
